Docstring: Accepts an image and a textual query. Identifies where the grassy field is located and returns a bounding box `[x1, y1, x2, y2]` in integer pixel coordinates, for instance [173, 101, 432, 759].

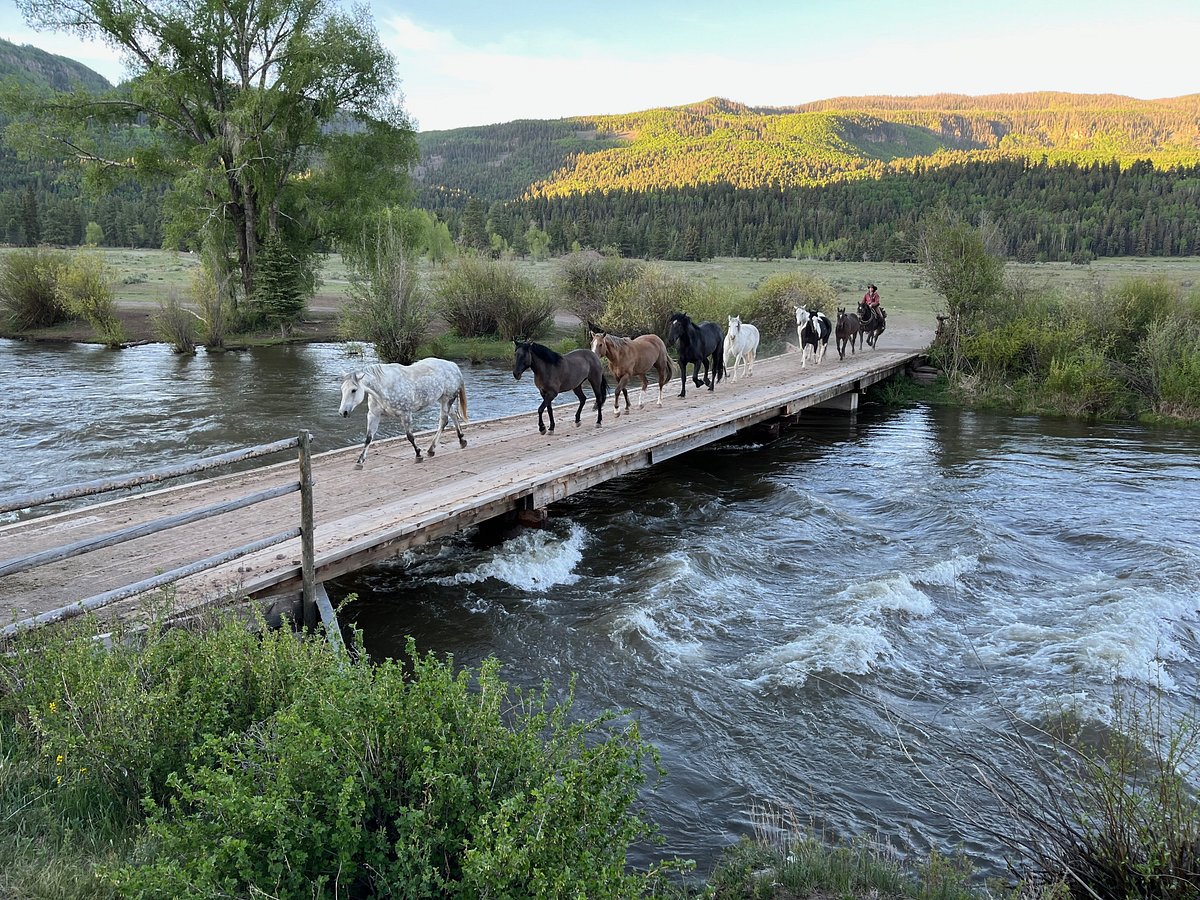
[2, 246, 1198, 345]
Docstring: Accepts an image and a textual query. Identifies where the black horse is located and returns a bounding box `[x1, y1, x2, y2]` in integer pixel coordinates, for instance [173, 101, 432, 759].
[513, 340, 608, 433]
[666, 312, 725, 397]
[857, 301, 887, 349]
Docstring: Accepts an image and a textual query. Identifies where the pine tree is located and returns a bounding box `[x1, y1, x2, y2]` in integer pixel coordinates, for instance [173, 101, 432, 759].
[20, 187, 41, 246]
[252, 235, 304, 333]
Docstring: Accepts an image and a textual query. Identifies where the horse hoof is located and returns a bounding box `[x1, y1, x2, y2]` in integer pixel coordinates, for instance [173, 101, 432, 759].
[459, 438, 468, 447]
[354, 463, 363, 471]
[427, 449, 435, 457]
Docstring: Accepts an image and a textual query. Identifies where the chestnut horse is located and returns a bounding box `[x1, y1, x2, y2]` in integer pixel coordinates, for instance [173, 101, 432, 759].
[588, 324, 673, 416]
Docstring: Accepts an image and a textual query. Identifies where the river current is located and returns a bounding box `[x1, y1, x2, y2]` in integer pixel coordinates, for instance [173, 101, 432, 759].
[3, 338, 1199, 876]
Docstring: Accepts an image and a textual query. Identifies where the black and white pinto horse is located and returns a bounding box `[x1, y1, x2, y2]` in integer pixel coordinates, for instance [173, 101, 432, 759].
[513, 339, 608, 433]
[338, 359, 468, 468]
[857, 301, 887, 349]
[794, 306, 833, 368]
[666, 311, 725, 397]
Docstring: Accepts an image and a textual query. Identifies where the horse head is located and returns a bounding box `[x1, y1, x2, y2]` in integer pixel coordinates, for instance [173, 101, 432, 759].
[338, 372, 368, 417]
[666, 312, 690, 347]
[794, 305, 810, 328]
[512, 339, 532, 380]
[728, 315, 741, 336]
[588, 327, 609, 358]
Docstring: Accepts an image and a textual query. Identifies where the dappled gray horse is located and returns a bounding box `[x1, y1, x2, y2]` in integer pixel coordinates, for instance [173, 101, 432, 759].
[338, 359, 468, 468]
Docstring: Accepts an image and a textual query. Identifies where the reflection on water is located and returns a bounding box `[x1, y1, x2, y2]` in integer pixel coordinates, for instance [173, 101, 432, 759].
[4, 339, 1200, 877]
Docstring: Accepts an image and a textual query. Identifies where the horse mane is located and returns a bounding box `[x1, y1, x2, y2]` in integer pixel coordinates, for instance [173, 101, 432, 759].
[527, 342, 563, 365]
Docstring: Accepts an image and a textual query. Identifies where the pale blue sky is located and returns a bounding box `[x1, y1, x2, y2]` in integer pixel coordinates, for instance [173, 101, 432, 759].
[2, 0, 1196, 131]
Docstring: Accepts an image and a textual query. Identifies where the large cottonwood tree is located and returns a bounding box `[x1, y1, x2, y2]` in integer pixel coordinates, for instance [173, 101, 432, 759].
[10, 0, 416, 306]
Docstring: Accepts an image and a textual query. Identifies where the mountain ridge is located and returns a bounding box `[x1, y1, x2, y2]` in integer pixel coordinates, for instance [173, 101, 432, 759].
[414, 91, 1200, 209]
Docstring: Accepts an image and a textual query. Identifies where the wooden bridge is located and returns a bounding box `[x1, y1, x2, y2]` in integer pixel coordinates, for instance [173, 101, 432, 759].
[0, 348, 922, 636]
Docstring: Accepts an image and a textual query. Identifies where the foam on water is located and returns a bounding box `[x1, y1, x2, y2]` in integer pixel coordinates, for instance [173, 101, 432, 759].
[975, 570, 1199, 697]
[435, 522, 589, 593]
[743, 571, 937, 688]
[606, 554, 709, 668]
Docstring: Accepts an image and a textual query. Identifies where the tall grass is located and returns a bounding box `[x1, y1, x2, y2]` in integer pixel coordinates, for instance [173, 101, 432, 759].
[706, 805, 986, 900]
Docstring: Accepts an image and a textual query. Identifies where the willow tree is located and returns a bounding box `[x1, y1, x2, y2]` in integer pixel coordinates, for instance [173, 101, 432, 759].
[8, 0, 417, 309]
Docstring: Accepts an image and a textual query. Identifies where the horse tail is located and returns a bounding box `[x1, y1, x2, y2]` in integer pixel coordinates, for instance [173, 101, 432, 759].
[660, 349, 673, 381]
[597, 373, 609, 409]
[458, 384, 469, 422]
[714, 346, 726, 384]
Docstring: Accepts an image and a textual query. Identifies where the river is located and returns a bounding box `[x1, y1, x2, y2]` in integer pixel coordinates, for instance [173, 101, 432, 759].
[4, 337, 1199, 877]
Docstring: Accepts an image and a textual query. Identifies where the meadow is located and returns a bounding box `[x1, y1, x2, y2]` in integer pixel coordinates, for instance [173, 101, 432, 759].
[3, 246, 1199, 345]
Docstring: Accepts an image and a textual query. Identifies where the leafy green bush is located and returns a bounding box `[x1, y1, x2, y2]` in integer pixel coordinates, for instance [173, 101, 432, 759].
[1141, 317, 1200, 419]
[435, 256, 553, 341]
[597, 266, 698, 338]
[555, 250, 646, 326]
[434, 255, 499, 337]
[57, 253, 123, 347]
[0, 247, 70, 330]
[1, 616, 662, 899]
[749, 272, 837, 338]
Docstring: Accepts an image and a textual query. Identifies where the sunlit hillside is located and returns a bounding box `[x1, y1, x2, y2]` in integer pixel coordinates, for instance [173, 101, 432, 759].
[414, 93, 1200, 205]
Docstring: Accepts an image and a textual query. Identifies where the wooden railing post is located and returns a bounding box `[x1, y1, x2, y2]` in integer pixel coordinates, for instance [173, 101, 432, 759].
[298, 430, 317, 630]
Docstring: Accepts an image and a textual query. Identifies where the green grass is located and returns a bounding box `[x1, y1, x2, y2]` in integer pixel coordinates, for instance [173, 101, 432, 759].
[5, 246, 1199, 348]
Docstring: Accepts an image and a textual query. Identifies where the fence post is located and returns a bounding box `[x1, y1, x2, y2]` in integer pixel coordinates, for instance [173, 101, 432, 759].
[298, 430, 317, 630]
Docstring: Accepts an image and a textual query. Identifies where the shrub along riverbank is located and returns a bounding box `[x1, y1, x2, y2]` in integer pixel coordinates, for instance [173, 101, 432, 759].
[4, 609, 1199, 898]
[918, 215, 1200, 424]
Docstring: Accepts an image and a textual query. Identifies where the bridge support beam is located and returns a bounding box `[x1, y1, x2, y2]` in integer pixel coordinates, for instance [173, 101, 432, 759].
[813, 390, 859, 413]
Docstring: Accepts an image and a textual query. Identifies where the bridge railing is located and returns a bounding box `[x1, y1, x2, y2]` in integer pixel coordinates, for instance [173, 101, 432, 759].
[0, 432, 318, 638]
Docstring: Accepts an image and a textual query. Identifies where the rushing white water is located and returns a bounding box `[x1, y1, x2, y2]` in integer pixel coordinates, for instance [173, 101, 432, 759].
[4, 338, 1200, 879]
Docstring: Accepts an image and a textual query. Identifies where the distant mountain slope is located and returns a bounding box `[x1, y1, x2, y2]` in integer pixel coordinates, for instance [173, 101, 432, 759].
[414, 93, 1200, 209]
[0, 38, 112, 93]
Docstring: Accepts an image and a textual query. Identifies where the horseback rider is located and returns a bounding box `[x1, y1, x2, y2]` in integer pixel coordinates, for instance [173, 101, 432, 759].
[862, 284, 881, 313]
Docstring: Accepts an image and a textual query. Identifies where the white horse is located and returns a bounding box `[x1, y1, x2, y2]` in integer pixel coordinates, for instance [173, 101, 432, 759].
[338, 359, 468, 468]
[794, 306, 833, 368]
[723, 315, 760, 381]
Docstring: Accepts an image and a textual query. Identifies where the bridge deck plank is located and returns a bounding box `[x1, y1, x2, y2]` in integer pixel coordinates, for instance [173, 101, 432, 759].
[0, 350, 918, 627]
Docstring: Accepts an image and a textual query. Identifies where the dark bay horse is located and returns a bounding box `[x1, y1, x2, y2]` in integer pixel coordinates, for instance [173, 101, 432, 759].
[857, 301, 887, 349]
[513, 340, 608, 433]
[588, 324, 673, 415]
[666, 312, 725, 397]
[835, 308, 861, 361]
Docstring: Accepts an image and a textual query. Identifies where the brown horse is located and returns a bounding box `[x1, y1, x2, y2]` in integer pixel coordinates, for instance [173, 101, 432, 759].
[835, 308, 861, 361]
[857, 301, 887, 349]
[588, 325, 673, 416]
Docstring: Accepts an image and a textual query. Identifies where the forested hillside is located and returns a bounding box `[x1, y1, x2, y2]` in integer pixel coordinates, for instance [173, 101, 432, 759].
[417, 93, 1200, 263]
[416, 93, 1200, 204]
[507, 158, 1200, 262]
[0, 39, 163, 247]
